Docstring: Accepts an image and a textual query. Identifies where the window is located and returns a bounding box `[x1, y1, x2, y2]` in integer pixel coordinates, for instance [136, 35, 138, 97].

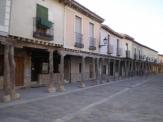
[0, 55, 4, 76]
[34, 4, 54, 41]
[79, 63, 82, 73]
[36, 4, 52, 29]
[75, 16, 82, 34]
[89, 23, 94, 38]
[134, 48, 136, 54]
[126, 43, 128, 51]
[139, 50, 141, 57]
[75, 16, 83, 48]
[117, 39, 120, 56]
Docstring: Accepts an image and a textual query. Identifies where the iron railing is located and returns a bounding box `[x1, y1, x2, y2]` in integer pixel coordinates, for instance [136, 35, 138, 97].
[89, 37, 96, 50]
[126, 50, 130, 58]
[107, 44, 113, 54]
[33, 17, 54, 41]
[74, 32, 84, 48]
[117, 48, 122, 56]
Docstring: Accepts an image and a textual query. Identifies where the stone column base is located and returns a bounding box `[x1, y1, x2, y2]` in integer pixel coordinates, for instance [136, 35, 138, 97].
[2, 92, 20, 103]
[58, 85, 65, 92]
[48, 87, 56, 93]
[2, 95, 11, 102]
[80, 81, 85, 88]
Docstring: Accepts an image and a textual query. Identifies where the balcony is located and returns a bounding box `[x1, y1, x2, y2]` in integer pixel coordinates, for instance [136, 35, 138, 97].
[134, 54, 138, 60]
[126, 50, 130, 58]
[89, 37, 96, 50]
[74, 32, 84, 48]
[117, 48, 122, 56]
[33, 17, 54, 41]
[146, 57, 150, 62]
[107, 44, 113, 54]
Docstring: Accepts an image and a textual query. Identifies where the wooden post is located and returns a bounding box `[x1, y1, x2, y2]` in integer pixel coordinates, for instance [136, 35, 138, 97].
[100, 58, 105, 83]
[3, 44, 20, 102]
[58, 54, 65, 92]
[107, 59, 110, 82]
[118, 60, 121, 79]
[96, 58, 100, 84]
[113, 60, 116, 80]
[9, 45, 19, 100]
[92, 58, 97, 84]
[80, 56, 86, 88]
[48, 50, 56, 93]
[3, 45, 11, 102]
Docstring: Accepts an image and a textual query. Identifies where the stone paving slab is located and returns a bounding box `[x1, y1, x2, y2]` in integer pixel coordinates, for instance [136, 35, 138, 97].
[0, 75, 162, 122]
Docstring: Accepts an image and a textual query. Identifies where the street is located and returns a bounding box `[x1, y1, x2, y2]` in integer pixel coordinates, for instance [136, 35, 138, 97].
[0, 75, 163, 122]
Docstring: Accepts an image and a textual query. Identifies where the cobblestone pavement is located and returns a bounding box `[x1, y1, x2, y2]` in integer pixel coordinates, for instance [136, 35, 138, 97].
[0, 75, 163, 122]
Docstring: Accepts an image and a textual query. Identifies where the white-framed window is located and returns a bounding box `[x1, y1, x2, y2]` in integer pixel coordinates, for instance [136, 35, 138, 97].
[89, 22, 94, 38]
[75, 16, 82, 34]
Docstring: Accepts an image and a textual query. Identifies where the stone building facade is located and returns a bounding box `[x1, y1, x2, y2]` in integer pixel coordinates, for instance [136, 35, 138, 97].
[0, 0, 161, 102]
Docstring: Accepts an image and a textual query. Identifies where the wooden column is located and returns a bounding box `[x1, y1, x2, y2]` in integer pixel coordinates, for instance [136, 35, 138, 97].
[48, 50, 56, 93]
[58, 54, 65, 92]
[3, 45, 11, 101]
[113, 60, 116, 80]
[124, 60, 127, 77]
[9, 45, 18, 99]
[80, 56, 86, 88]
[118, 60, 121, 79]
[3, 44, 20, 102]
[96, 58, 100, 84]
[131, 61, 134, 77]
[100, 58, 105, 83]
[92, 58, 95, 79]
[107, 59, 110, 82]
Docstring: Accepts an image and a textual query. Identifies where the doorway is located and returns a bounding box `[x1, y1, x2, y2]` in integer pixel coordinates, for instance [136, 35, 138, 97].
[15, 57, 24, 86]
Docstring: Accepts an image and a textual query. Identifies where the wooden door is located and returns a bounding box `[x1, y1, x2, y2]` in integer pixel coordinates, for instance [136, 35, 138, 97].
[15, 57, 24, 86]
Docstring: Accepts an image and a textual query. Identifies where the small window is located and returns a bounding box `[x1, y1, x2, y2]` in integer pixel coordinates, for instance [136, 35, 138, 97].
[79, 63, 82, 73]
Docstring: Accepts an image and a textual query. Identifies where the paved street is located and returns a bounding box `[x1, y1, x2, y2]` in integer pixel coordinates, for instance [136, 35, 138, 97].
[0, 75, 163, 122]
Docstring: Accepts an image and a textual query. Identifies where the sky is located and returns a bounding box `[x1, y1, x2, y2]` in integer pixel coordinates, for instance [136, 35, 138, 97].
[76, 0, 163, 54]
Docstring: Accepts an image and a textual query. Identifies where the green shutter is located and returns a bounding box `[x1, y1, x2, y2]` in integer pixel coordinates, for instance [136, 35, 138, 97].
[37, 4, 48, 20]
[36, 4, 52, 28]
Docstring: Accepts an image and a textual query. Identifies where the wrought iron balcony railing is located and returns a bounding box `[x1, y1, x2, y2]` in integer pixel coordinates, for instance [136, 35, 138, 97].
[89, 37, 96, 50]
[33, 17, 54, 41]
[126, 50, 130, 58]
[107, 44, 113, 54]
[117, 48, 122, 56]
[74, 32, 84, 48]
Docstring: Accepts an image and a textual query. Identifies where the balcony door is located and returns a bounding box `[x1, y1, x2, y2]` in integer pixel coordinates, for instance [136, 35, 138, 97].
[75, 16, 82, 42]
[75, 16, 82, 34]
[89, 23, 94, 38]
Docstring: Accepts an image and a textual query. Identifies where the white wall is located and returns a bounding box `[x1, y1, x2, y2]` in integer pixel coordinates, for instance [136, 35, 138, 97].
[100, 28, 123, 57]
[100, 28, 108, 55]
[64, 6, 101, 53]
[142, 47, 158, 62]
[10, 0, 64, 44]
[121, 38, 133, 58]
[0, 0, 11, 36]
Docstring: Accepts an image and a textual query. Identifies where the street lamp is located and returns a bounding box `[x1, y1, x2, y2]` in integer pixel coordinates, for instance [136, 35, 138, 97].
[99, 37, 108, 47]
